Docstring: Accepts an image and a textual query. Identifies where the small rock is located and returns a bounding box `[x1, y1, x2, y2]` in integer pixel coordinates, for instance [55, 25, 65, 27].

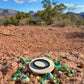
[25, 72, 30, 77]
[21, 74, 30, 84]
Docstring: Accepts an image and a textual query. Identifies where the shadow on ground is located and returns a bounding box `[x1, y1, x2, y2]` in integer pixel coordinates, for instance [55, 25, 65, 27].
[66, 32, 84, 39]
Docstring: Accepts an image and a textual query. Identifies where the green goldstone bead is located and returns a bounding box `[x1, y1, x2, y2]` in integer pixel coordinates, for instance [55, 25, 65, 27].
[68, 74, 72, 77]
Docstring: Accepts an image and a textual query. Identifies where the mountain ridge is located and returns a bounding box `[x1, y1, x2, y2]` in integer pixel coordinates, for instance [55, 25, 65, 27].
[0, 8, 18, 15]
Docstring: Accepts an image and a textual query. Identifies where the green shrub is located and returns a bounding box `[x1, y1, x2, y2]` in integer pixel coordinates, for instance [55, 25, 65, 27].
[29, 20, 39, 25]
[4, 19, 11, 26]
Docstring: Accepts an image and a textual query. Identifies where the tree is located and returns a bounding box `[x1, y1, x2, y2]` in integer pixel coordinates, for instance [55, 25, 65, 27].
[10, 16, 18, 25]
[16, 12, 23, 20]
[40, 0, 67, 25]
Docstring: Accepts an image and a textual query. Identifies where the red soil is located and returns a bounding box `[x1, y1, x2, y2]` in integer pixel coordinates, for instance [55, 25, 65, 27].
[0, 25, 84, 84]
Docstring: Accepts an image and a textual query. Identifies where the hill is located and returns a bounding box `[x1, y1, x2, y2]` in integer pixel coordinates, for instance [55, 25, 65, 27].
[0, 8, 18, 15]
[79, 12, 84, 18]
[66, 12, 83, 20]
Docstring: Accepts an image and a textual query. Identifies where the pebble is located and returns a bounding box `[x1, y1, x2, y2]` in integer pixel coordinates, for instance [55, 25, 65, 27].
[21, 74, 30, 84]
[25, 72, 30, 77]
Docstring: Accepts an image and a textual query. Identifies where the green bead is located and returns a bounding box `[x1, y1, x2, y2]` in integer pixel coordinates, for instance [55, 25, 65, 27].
[8, 77, 17, 81]
[55, 65, 58, 68]
[70, 70, 74, 73]
[58, 71, 62, 74]
[42, 75, 48, 79]
[16, 70, 21, 73]
[53, 74, 57, 78]
[63, 66, 67, 69]
[68, 74, 72, 77]
[56, 64, 61, 68]
[30, 74, 33, 78]
[53, 79, 57, 83]
[14, 73, 18, 77]
[18, 67, 22, 70]
[40, 78, 44, 83]
[56, 60, 60, 64]
[46, 56, 51, 59]
[63, 66, 70, 71]
[36, 76, 40, 79]
[60, 59, 63, 61]
[21, 66, 26, 70]
[58, 67, 63, 71]
[53, 59, 56, 64]
[42, 80, 47, 84]
[20, 58, 26, 63]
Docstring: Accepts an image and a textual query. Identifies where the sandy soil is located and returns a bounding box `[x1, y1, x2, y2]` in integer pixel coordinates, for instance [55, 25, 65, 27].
[0, 25, 84, 84]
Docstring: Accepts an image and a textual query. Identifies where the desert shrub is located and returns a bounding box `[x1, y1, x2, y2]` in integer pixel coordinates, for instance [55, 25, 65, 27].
[10, 16, 19, 26]
[76, 19, 84, 27]
[52, 17, 76, 27]
[19, 18, 30, 25]
[29, 20, 39, 25]
[4, 19, 11, 26]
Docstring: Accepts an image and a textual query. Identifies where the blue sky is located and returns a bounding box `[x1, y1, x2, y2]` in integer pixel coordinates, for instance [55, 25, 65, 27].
[0, 0, 84, 13]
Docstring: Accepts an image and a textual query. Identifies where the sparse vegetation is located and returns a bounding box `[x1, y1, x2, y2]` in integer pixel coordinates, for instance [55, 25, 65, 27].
[0, 0, 83, 27]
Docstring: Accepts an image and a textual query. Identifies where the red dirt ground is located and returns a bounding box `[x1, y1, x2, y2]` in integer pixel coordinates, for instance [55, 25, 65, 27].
[0, 25, 84, 84]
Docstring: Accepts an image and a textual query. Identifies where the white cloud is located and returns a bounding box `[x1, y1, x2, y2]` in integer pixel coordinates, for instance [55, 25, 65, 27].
[65, 3, 84, 8]
[3, 0, 37, 3]
[14, 0, 36, 3]
[65, 3, 77, 8]
[3, 0, 8, 1]
[64, 3, 84, 13]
